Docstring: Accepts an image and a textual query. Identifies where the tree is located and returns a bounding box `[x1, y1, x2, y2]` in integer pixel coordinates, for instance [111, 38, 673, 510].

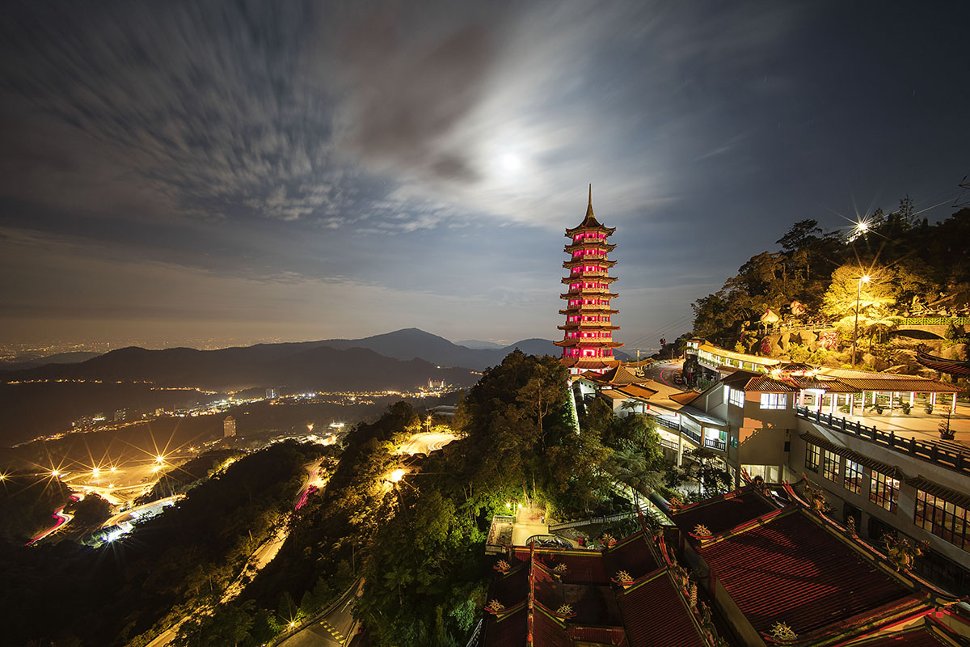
[822, 265, 897, 338]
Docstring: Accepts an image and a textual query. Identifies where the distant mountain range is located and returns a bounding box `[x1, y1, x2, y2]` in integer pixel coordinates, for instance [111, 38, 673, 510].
[0, 351, 101, 371]
[0, 329, 566, 391]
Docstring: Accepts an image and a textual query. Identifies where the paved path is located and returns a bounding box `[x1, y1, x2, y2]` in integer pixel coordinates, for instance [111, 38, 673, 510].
[277, 580, 362, 647]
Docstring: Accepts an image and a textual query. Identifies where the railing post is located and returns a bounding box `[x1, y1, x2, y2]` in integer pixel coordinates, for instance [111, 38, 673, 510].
[931, 445, 938, 463]
[841, 417, 846, 432]
[888, 431, 895, 447]
[909, 437, 916, 454]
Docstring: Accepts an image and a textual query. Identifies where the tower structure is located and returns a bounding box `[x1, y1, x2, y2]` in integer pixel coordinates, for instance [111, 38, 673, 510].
[555, 186, 622, 374]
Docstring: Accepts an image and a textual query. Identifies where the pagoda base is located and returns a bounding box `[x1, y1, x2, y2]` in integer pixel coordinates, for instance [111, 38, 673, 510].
[560, 356, 620, 375]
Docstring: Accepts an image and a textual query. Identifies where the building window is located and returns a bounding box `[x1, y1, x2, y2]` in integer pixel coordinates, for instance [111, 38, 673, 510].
[869, 470, 898, 513]
[805, 443, 820, 472]
[760, 393, 788, 410]
[726, 386, 744, 408]
[822, 449, 840, 482]
[915, 489, 970, 551]
[844, 459, 862, 494]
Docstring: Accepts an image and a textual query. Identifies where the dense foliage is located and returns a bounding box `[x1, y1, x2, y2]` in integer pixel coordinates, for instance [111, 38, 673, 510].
[692, 203, 970, 360]
[0, 473, 71, 545]
[0, 441, 319, 645]
[357, 351, 666, 645]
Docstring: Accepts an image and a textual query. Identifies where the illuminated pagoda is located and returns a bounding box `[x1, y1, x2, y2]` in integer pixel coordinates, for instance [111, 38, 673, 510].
[555, 185, 622, 374]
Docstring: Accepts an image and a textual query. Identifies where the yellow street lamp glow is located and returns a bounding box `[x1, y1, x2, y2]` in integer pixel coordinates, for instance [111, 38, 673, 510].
[861, 274, 871, 283]
[155, 455, 165, 465]
[389, 468, 406, 483]
[855, 221, 869, 233]
[51, 469, 61, 478]
[109, 466, 118, 473]
[91, 467, 101, 478]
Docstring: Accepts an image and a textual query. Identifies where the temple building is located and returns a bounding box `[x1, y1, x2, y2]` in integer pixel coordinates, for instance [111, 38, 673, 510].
[555, 186, 622, 375]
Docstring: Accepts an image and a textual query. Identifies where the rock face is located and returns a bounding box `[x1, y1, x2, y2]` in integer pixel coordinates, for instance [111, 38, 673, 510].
[758, 328, 835, 358]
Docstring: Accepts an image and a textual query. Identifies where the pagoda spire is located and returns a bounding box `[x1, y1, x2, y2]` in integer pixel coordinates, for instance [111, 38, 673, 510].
[555, 187, 621, 375]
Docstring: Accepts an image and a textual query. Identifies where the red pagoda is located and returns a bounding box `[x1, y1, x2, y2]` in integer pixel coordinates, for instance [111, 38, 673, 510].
[555, 186, 622, 374]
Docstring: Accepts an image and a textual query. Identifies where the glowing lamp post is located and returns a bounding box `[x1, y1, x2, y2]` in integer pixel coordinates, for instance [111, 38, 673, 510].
[851, 274, 871, 369]
[389, 468, 406, 483]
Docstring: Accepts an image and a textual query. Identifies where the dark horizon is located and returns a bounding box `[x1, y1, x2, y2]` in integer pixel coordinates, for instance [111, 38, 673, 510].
[2, 1, 969, 349]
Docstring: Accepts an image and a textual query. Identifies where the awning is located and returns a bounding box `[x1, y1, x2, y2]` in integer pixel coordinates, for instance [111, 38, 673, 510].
[906, 476, 970, 509]
[800, 433, 902, 478]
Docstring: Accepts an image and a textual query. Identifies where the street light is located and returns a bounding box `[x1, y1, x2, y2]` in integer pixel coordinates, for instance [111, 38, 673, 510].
[851, 274, 871, 368]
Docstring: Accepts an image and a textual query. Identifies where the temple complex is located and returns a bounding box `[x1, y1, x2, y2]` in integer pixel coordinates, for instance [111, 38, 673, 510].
[482, 484, 970, 646]
[555, 186, 622, 375]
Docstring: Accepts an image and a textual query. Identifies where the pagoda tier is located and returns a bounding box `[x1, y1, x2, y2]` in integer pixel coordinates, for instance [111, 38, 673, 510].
[563, 257, 617, 269]
[560, 291, 619, 299]
[564, 241, 617, 254]
[562, 274, 617, 284]
[556, 186, 622, 374]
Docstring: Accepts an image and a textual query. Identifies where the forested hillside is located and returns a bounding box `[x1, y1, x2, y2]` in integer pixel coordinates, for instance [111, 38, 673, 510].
[691, 200, 970, 369]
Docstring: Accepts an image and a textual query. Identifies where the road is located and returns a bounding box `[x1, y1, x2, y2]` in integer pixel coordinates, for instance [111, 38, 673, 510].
[276, 580, 362, 647]
[26, 503, 73, 546]
[101, 494, 183, 528]
[642, 358, 685, 388]
[395, 431, 456, 455]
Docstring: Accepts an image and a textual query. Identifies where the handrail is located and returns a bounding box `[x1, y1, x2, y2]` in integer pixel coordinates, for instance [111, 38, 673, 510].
[795, 406, 969, 475]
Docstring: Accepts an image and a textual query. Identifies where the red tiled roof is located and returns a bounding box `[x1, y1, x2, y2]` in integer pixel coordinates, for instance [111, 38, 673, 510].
[720, 370, 763, 388]
[698, 510, 918, 637]
[671, 487, 780, 536]
[617, 571, 707, 647]
[566, 625, 627, 645]
[603, 531, 662, 581]
[533, 608, 574, 647]
[836, 377, 961, 393]
[847, 627, 951, 646]
[745, 375, 800, 392]
[615, 384, 659, 399]
[484, 605, 528, 647]
[524, 550, 610, 586]
[487, 564, 530, 607]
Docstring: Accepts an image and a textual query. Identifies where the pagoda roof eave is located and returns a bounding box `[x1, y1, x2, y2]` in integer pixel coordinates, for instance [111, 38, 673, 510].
[559, 309, 619, 315]
[563, 259, 617, 268]
[565, 224, 616, 236]
[564, 242, 616, 253]
[561, 292, 619, 299]
[554, 340, 623, 348]
[561, 276, 617, 284]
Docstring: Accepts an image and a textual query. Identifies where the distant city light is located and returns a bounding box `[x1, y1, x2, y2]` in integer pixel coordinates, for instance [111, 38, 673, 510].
[109, 466, 118, 473]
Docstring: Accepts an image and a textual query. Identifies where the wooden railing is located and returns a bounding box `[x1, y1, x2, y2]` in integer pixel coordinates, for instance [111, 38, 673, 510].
[795, 406, 969, 475]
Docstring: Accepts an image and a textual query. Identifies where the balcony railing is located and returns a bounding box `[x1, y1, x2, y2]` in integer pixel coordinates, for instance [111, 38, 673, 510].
[795, 406, 969, 476]
[704, 437, 727, 452]
[650, 414, 702, 445]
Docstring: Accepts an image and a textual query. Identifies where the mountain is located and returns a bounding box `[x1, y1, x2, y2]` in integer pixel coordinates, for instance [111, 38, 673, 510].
[319, 328, 559, 370]
[455, 339, 504, 350]
[0, 351, 101, 371]
[2, 342, 476, 391]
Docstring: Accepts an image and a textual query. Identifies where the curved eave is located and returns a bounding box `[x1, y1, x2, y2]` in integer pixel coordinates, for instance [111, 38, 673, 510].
[560, 292, 619, 299]
[559, 308, 619, 315]
[565, 224, 616, 236]
[555, 339, 623, 348]
[563, 258, 617, 269]
[564, 242, 616, 254]
[561, 275, 617, 284]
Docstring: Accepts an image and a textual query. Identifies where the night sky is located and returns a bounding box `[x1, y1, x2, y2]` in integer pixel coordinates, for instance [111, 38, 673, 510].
[2, 1, 968, 350]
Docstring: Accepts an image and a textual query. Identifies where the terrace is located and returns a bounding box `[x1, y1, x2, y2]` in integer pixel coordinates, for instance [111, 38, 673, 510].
[796, 404, 970, 476]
